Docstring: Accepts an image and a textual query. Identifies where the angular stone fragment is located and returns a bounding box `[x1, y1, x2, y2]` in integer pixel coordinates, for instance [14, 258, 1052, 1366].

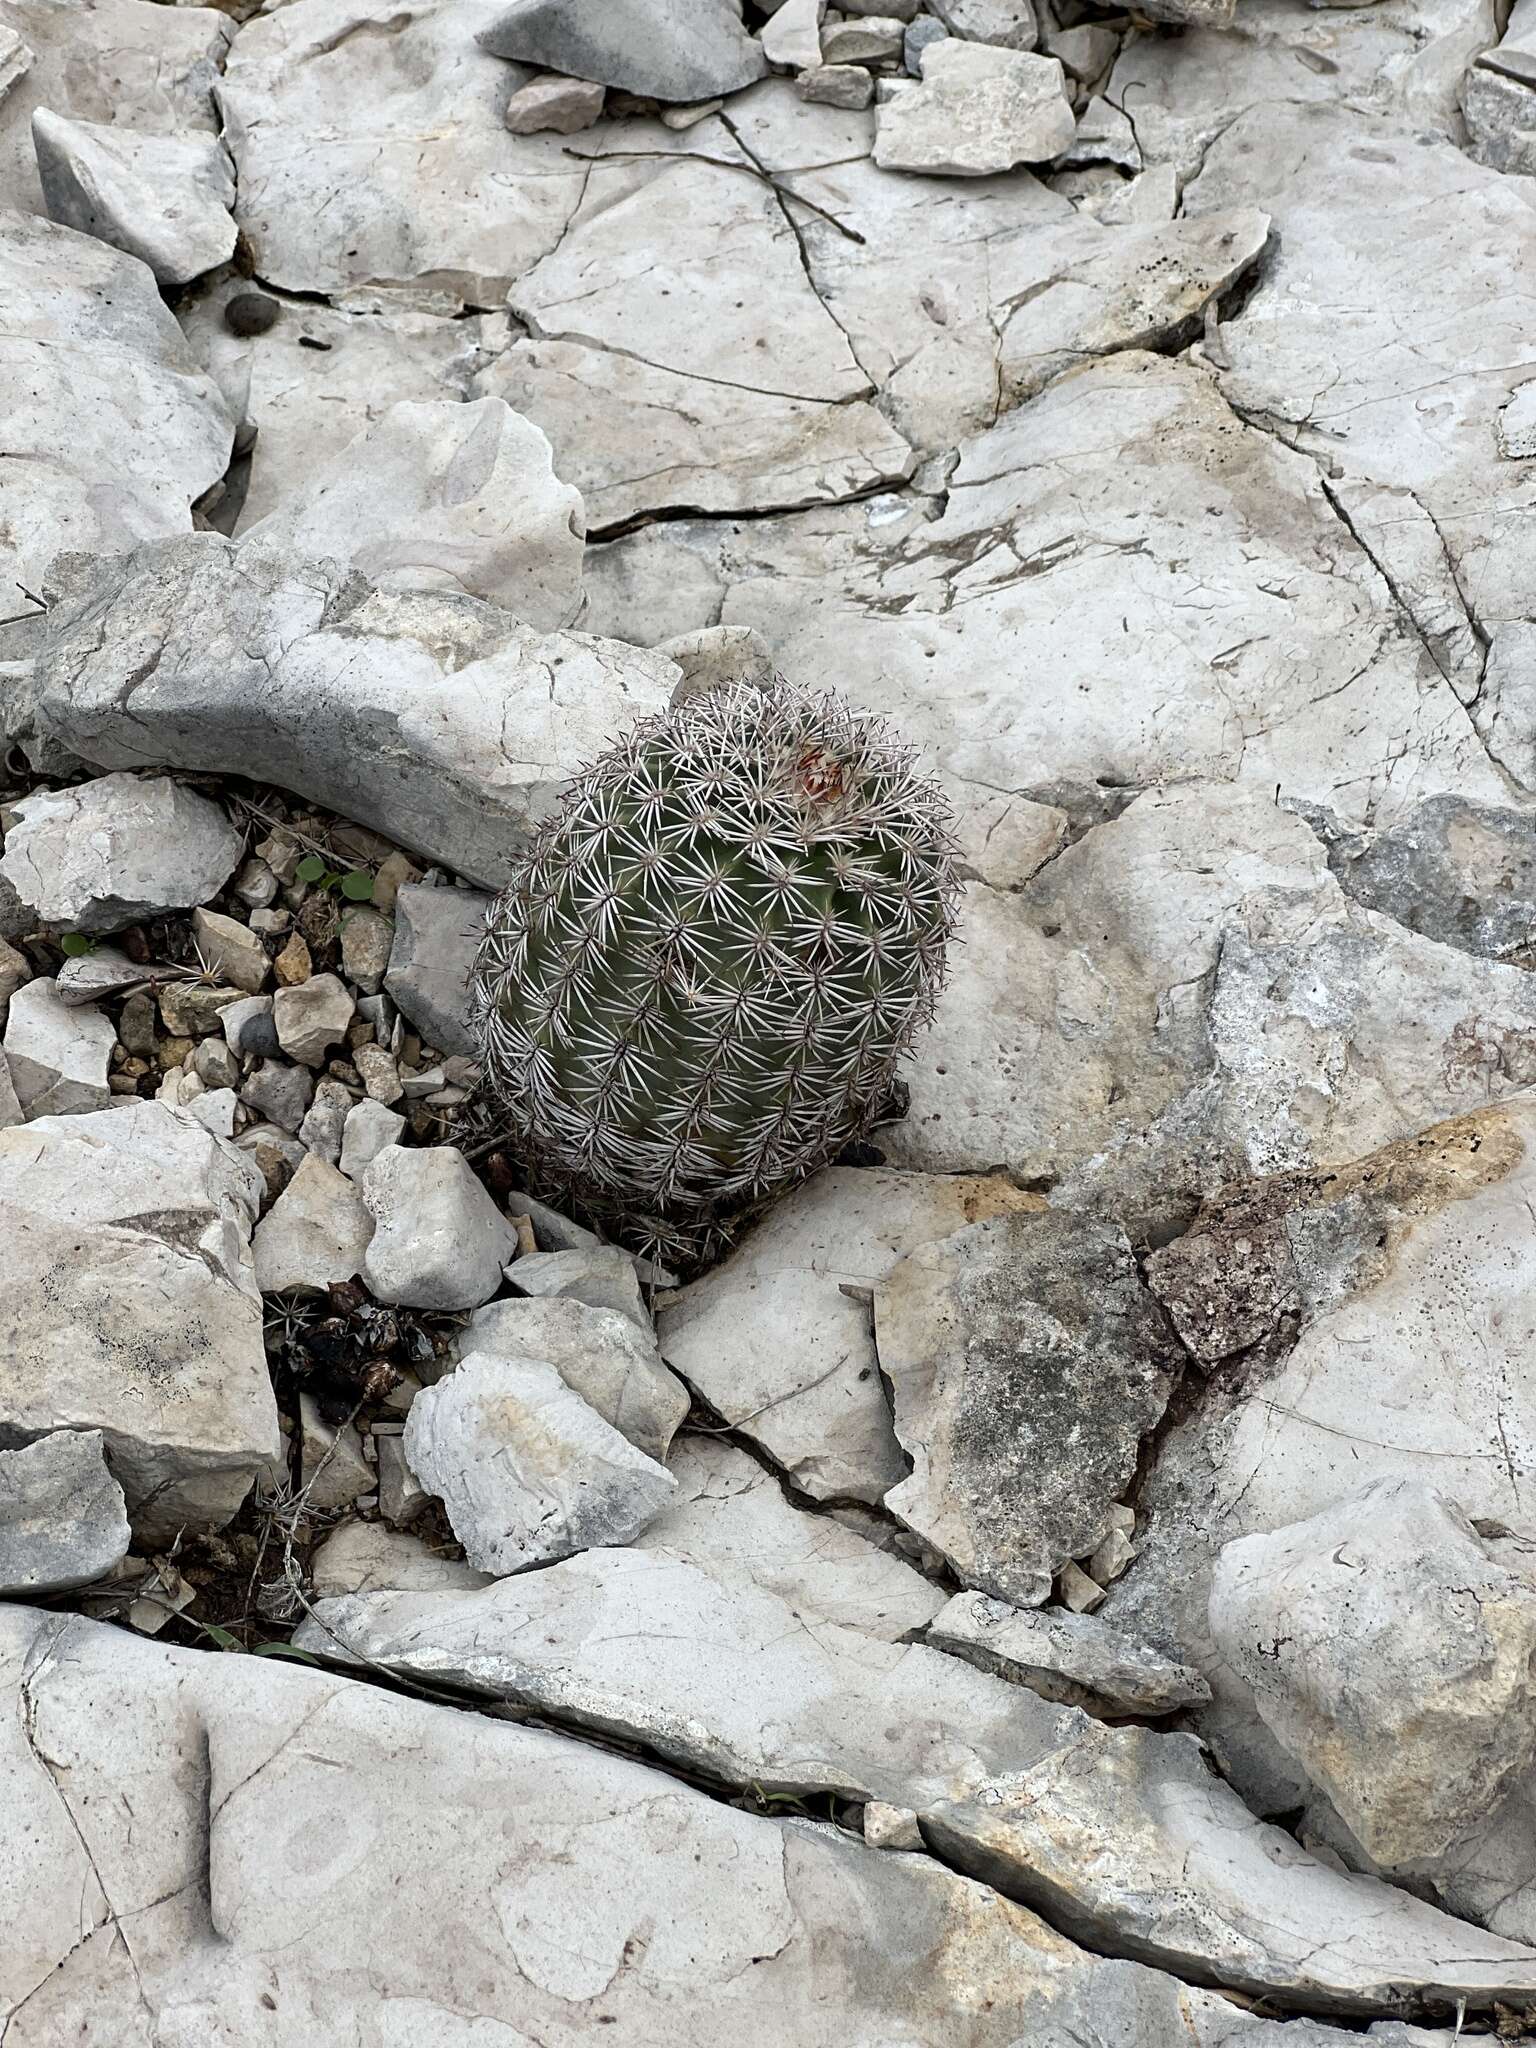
[339, 1097, 405, 1182]
[465, 1295, 689, 1462]
[238, 1057, 312, 1135]
[821, 15, 902, 62]
[761, 0, 821, 70]
[239, 398, 586, 629]
[296, 1394, 373, 1514]
[189, 908, 268, 995]
[876, 1211, 1180, 1605]
[1463, 62, 1536, 176]
[1326, 795, 1536, 965]
[0, 1430, 129, 1594]
[507, 1246, 650, 1329]
[874, 42, 1074, 175]
[0, 773, 241, 932]
[252, 1152, 375, 1296]
[930, 0, 1036, 49]
[1499, 381, 1536, 459]
[927, 1591, 1210, 1717]
[309, 1518, 492, 1597]
[795, 61, 873, 106]
[502, 70, 605, 132]
[478, 0, 769, 101]
[402, 1351, 677, 1573]
[383, 883, 489, 1054]
[3, 976, 113, 1116]
[32, 108, 235, 286]
[273, 974, 354, 1069]
[0, 1100, 279, 1541]
[362, 1144, 517, 1311]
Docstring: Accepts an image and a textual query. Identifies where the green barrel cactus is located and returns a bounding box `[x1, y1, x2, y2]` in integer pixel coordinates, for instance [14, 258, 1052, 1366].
[469, 680, 960, 1261]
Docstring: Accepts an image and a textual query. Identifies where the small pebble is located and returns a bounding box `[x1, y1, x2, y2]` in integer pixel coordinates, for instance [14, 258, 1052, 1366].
[224, 291, 280, 337]
[231, 856, 278, 909]
[273, 932, 312, 986]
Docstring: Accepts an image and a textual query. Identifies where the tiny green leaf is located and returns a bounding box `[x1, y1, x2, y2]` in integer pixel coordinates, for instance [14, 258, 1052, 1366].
[339, 870, 374, 902]
[59, 932, 94, 957]
[295, 853, 327, 883]
[250, 1642, 322, 1664]
[200, 1623, 242, 1651]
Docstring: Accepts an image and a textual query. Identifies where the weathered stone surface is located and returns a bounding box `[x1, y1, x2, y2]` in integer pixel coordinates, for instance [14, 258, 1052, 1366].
[295, 1394, 374, 1514]
[189, 907, 268, 995]
[480, 335, 913, 526]
[930, 0, 1036, 50]
[796, 61, 874, 106]
[1, 1604, 1426, 2048]
[0, 1101, 279, 1541]
[478, 0, 768, 101]
[761, 0, 822, 70]
[273, 973, 355, 1069]
[238, 1056, 312, 1135]
[240, 397, 586, 627]
[362, 1144, 517, 1310]
[0, 1430, 128, 1593]
[0, 208, 231, 611]
[1463, 59, 1536, 175]
[402, 1351, 677, 1573]
[928, 1590, 1210, 1717]
[503, 69, 605, 133]
[0, 773, 240, 932]
[508, 1245, 650, 1328]
[309, 1518, 492, 1597]
[32, 108, 235, 286]
[820, 16, 903, 63]
[17, 538, 676, 889]
[338, 1096, 405, 1182]
[383, 883, 490, 1053]
[876, 1211, 1179, 1605]
[252, 1151, 375, 1296]
[464, 1295, 688, 1462]
[1211, 1478, 1536, 1874]
[640, 1436, 945, 1640]
[658, 1167, 1039, 1502]
[873, 43, 1074, 175]
[2, 976, 113, 1116]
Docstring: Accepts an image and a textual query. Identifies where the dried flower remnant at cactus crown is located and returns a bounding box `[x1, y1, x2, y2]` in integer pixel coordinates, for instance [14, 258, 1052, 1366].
[469, 681, 961, 1261]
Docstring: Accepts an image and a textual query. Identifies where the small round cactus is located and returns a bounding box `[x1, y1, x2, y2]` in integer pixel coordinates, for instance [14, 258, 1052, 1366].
[469, 680, 960, 1262]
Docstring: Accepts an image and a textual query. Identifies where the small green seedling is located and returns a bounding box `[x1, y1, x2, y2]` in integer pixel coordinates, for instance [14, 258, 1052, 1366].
[295, 853, 374, 901]
[58, 932, 96, 957]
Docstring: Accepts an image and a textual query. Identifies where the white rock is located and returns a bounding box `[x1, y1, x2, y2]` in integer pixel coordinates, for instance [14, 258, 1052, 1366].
[31, 108, 234, 286]
[183, 1085, 238, 1140]
[1463, 59, 1536, 175]
[0, 1429, 129, 1593]
[821, 16, 903, 63]
[931, 0, 1036, 46]
[873, 42, 1074, 175]
[272, 974, 355, 1069]
[296, 1394, 374, 1514]
[507, 1246, 651, 1329]
[362, 1144, 517, 1310]
[465, 1294, 689, 1462]
[296, 1076, 352, 1163]
[240, 398, 586, 628]
[252, 1151, 375, 1296]
[502, 70, 605, 133]
[18, 537, 677, 889]
[338, 1096, 406, 1182]
[1498, 381, 1536, 460]
[402, 1351, 677, 1573]
[309, 1518, 492, 1597]
[382, 882, 489, 1053]
[864, 1802, 924, 1850]
[0, 772, 241, 932]
[761, 0, 822, 71]
[376, 1433, 427, 1527]
[476, 0, 769, 100]
[928, 1590, 1209, 1716]
[0, 1100, 279, 1541]
[3, 976, 113, 1116]
[658, 1167, 1038, 1502]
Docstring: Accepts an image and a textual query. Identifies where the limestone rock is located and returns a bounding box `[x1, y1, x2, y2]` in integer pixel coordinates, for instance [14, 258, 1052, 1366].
[273, 974, 355, 1069]
[382, 883, 489, 1054]
[508, 1246, 650, 1329]
[238, 1057, 312, 1135]
[873, 43, 1074, 175]
[820, 16, 903, 62]
[361, 1144, 517, 1310]
[0, 1100, 279, 1541]
[252, 1151, 375, 1296]
[402, 1351, 677, 1573]
[296, 1394, 374, 1514]
[189, 908, 268, 995]
[17, 538, 677, 890]
[0, 773, 241, 932]
[927, 1590, 1210, 1717]
[930, 0, 1036, 48]
[796, 61, 873, 106]
[658, 1167, 1040, 1503]
[1463, 61, 1536, 176]
[1210, 1478, 1536, 1873]
[2, 976, 113, 1117]
[31, 107, 235, 286]
[239, 398, 586, 629]
[477, 0, 769, 101]
[0, 1429, 129, 1593]
[337, 906, 392, 997]
[876, 1211, 1180, 1606]
[502, 70, 605, 133]
[338, 1096, 406, 1182]
[465, 1295, 689, 1462]
[309, 1519, 492, 1597]
[761, 0, 822, 70]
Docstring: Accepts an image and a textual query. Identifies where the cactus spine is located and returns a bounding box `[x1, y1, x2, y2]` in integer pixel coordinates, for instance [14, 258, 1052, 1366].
[470, 680, 959, 1261]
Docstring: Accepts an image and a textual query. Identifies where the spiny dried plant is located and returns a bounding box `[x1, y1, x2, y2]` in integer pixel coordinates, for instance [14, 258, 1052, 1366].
[469, 680, 960, 1263]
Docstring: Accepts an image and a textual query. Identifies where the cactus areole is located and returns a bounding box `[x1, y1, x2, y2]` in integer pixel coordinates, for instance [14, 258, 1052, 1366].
[470, 681, 960, 1262]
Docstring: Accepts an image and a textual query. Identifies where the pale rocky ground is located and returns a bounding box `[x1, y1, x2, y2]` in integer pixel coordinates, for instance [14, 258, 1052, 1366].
[3, 0, 1536, 2040]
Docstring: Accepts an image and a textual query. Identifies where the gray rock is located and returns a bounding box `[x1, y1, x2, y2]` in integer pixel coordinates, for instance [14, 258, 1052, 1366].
[876, 1211, 1179, 1606]
[184, 1086, 238, 1140]
[1134, 0, 1234, 21]
[1210, 1478, 1536, 1873]
[0, 1049, 20, 1129]
[16, 538, 677, 890]
[31, 107, 235, 287]
[362, 1144, 517, 1311]
[0, 935, 28, 1030]
[865, 1801, 924, 1851]
[927, 1590, 1210, 1717]
[794, 60, 875, 106]
[402, 1351, 677, 1574]
[504, 1185, 600, 1252]
[351, 1050, 399, 1110]
[3, 976, 113, 1116]
[337, 905, 392, 996]
[478, 0, 769, 101]
[1463, 61, 1536, 176]
[659, 1168, 1038, 1503]
[0, 1605, 1418, 2048]
[296, 1076, 353, 1163]
[502, 70, 606, 132]
[0, 1100, 279, 1542]
[239, 398, 586, 630]
[507, 1246, 650, 1330]
[464, 1295, 689, 1463]
[273, 973, 354, 1068]
[309, 1519, 492, 1597]
[238, 1056, 312, 1135]
[820, 16, 904, 63]
[157, 980, 243, 1041]
[760, 0, 821, 71]
[1328, 795, 1536, 966]
[296, 1393, 374, 1514]
[190, 1036, 240, 1092]
[1499, 381, 1536, 459]
[904, 14, 946, 71]
[0, 773, 241, 932]
[190, 907, 268, 994]
[252, 1152, 375, 1296]
[873, 41, 1074, 174]
[656, 623, 777, 707]
[0, 1429, 128, 1593]
[338, 1096, 406, 1182]
[231, 1120, 307, 1206]
[383, 884, 489, 1056]
[929, 0, 1036, 49]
